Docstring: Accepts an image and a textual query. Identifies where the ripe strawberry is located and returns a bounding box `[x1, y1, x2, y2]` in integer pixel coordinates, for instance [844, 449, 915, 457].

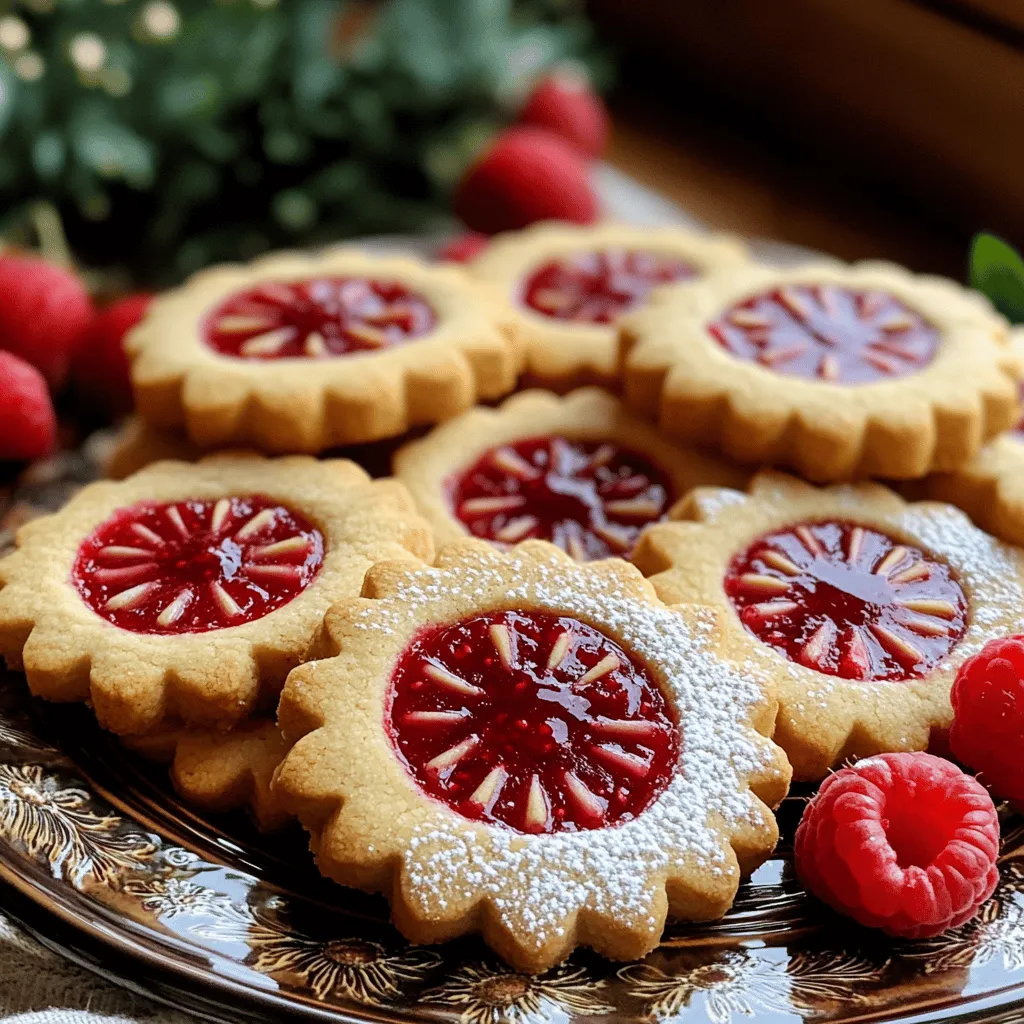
[0, 254, 93, 389]
[519, 72, 610, 159]
[437, 232, 489, 263]
[73, 294, 152, 415]
[0, 350, 57, 462]
[454, 126, 599, 235]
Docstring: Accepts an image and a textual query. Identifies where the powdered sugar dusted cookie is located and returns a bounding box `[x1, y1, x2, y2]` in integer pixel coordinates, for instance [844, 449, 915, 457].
[469, 222, 747, 390]
[924, 329, 1024, 545]
[0, 454, 432, 735]
[620, 261, 1018, 481]
[633, 471, 1024, 780]
[126, 248, 524, 453]
[273, 540, 790, 972]
[124, 716, 291, 831]
[393, 388, 747, 559]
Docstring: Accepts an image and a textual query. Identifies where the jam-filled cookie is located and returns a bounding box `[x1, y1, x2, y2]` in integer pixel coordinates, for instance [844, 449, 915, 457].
[620, 261, 1018, 481]
[924, 329, 1024, 544]
[272, 540, 790, 973]
[0, 454, 432, 735]
[469, 222, 747, 391]
[392, 388, 747, 560]
[126, 249, 524, 453]
[633, 471, 1024, 780]
[123, 717, 291, 831]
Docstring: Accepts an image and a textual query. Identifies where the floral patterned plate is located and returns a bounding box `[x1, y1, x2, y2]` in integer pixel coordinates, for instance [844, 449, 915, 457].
[2, 447, 1024, 1024]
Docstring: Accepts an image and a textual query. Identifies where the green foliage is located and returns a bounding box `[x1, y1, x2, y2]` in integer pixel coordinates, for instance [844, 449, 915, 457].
[0, 0, 605, 284]
[969, 232, 1024, 325]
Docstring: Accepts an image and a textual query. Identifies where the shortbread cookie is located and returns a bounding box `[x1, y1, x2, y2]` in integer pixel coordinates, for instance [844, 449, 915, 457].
[105, 418, 204, 481]
[923, 329, 1024, 544]
[633, 471, 1024, 780]
[124, 717, 291, 831]
[393, 388, 747, 560]
[620, 261, 1018, 481]
[273, 540, 790, 972]
[469, 222, 747, 390]
[0, 454, 432, 735]
[125, 249, 524, 453]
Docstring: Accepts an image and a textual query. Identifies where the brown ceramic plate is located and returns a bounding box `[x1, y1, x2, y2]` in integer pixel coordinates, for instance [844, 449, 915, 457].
[2, 448, 1024, 1024]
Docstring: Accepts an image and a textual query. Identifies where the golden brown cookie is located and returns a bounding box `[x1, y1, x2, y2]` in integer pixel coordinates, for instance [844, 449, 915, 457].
[0, 453, 432, 735]
[125, 249, 524, 454]
[273, 539, 790, 973]
[469, 222, 747, 391]
[633, 470, 1024, 780]
[923, 329, 1024, 544]
[105, 418, 204, 480]
[124, 717, 291, 831]
[620, 261, 1018, 481]
[392, 387, 747, 560]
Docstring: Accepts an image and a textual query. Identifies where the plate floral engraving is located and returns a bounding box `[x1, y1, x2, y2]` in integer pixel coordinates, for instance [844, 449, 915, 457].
[0, 763, 156, 887]
[618, 949, 889, 1023]
[420, 962, 615, 1024]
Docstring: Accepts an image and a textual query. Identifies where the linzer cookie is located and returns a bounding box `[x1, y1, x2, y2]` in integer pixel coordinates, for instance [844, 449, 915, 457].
[469, 222, 747, 390]
[0, 454, 432, 735]
[393, 388, 747, 559]
[924, 329, 1024, 545]
[123, 717, 291, 831]
[272, 540, 790, 973]
[633, 470, 1024, 780]
[125, 249, 524, 453]
[620, 261, 1018, 481]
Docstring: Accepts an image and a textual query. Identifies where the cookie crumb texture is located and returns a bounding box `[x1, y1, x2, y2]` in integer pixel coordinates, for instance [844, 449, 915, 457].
[794, 752, 999, 938]
[0, 454, 433, 735]
[273, 540, 789, 973]
[126, 250, 523, 453]
[621, 261, 1018, 481]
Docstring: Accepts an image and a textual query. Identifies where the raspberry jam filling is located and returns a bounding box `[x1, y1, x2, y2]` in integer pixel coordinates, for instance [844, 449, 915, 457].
[386, 611, 679, 834]
[203, 278, 437, 360]
[521, 249, 696, 324]
[450, 436, 674, 560]
[709, 286, 939, 384]
[725, 521, 967, 681]
[72, 497, 324, 634]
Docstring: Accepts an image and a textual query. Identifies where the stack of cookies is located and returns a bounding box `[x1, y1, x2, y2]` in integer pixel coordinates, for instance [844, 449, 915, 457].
[1, 221, 1021, 972]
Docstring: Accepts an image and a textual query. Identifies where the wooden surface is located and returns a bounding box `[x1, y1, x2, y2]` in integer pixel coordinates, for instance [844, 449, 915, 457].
[595, 0, 1024, 278]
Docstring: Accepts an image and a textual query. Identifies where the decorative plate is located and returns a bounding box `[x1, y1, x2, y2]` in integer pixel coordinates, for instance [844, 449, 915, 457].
[3, 446, 1024, 1024]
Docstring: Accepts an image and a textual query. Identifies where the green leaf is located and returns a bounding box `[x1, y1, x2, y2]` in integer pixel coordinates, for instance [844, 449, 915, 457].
[969, 232, 1024, 324]
[0, 57, 15, 140]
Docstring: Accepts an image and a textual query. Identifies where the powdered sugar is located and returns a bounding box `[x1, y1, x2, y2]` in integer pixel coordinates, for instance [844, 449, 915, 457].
[360, 549, 778, 952]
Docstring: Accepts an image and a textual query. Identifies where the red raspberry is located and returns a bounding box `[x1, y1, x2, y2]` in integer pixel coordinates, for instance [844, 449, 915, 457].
[437, 232, 489, 263]
[794, 752, 999, 938]
[0, 350, 57, 462]
[950, 635, 1024, 805]
[518, 72, 610, 159]
[454, 126, 599, 235]
[0, 254, 93, 389]
[72, 293, 152, 416]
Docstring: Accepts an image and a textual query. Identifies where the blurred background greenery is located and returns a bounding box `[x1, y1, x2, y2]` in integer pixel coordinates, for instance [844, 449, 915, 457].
[0, 0, 608, 284]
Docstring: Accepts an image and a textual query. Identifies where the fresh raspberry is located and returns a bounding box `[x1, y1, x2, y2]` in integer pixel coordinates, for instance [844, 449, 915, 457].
[0, 350, 57, 462]
[72, 293, 152, 415]
[454, 126, 599, 235]
[518, 72, 610, 159]
[437, 232, 489, 263]
[0, 254, 93, 389]
[950, 635, 1024, 805]
[794, 752, 1000, 938]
